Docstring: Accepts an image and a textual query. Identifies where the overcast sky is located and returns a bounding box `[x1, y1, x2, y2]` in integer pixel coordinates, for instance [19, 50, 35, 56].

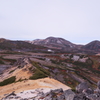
[0, 0, 100, 44]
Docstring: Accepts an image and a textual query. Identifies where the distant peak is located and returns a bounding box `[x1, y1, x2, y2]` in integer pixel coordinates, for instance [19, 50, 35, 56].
[0, 38, 6, 40]
[0, 38, 9, 42]
[46, 37, 57, 39]
[92, 40, 100, 42]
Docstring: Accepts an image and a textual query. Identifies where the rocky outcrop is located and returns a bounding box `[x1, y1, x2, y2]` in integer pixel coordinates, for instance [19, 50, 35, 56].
[1, 88, 75, 100]
[82, 40, 100, 52]
[14, 57, 31, 68]
[74, 81, 100, 100]
[2, 81, 100, 100]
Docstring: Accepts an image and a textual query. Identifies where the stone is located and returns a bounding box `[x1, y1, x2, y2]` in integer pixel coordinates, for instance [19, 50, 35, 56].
[82, 88, 94, 95]
[64, 89, 75, 100]
[97, 81, 100, 89]
[76, 82, 89, 93]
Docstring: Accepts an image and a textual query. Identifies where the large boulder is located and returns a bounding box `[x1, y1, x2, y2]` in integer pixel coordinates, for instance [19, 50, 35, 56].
[76, 82, 89, 93]
[86, 93, 100, 100]
[82, 88, 94, 95]
[73, 93, 87, 100]
[64, 89, 75, 100]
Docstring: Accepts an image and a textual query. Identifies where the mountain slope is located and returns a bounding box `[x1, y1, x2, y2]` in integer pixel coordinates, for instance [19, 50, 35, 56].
[1, 37, 100, 54]
[0, 57, 71, 99]
[0, 39, 47, 52]
[82, 40, 100, 52]
[31, 37, 76, 50]
[0, 77, 71, 99]
[0, 52, 100, 99]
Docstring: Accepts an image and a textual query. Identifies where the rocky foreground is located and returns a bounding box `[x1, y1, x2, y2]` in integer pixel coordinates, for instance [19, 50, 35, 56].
[0, 57, 100, 100]
[1, 81, 100, 100]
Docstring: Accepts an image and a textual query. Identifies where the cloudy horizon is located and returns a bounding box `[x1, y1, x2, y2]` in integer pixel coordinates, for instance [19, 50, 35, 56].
[0, 0, 100, 44]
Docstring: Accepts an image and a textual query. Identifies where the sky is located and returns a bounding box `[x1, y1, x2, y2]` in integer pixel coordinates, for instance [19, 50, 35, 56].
[0, 0, 100, 44]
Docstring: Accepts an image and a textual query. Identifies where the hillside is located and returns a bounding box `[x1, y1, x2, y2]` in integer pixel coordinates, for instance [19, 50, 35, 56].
[28, 37, 100, 54]
[0, 56, 71, 99]
[0, 37, 100, 54]
[0, 38, 47, 52]
[30, 37, 77, 51]
[82, 40, 100, 52]
[0, 51, 100, 99]
[1, 53, 100, 87]
[0, 77, 71, 99]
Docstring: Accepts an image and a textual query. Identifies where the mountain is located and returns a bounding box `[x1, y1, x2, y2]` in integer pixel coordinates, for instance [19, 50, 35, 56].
[0, 38, 9, 43]
[0, 39, 47, 52]
[31, 37, 77, 51]
[82, 40, 100, 52]
[0, 37, 100, 54]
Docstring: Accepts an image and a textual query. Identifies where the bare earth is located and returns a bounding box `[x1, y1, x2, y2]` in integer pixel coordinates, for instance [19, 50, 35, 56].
[0, 77, 71, 99]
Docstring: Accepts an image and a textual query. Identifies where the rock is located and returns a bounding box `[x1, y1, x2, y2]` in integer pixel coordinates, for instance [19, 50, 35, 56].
[57, 94, 65, 100]
[39, 88, 75, 100]
[64, 89, 75, 100]
[86, 93, 100, 100]
[97, 81, 100, 89]
[76, 82, 89, 93]
[82, 88, 94, 95]
[94, 81, 100, 94]
[95, 88, 100, 94]
[42, 88, 63, 100]
[5, 91, 16, 98]
[2, 81, 100, 100]
[14, 57, 31, 68]
[51, 88, 63, 93]
[73, 93, 86, 100]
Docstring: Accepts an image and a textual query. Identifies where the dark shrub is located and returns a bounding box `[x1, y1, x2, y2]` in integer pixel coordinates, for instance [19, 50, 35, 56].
[0, 76, 16, 86]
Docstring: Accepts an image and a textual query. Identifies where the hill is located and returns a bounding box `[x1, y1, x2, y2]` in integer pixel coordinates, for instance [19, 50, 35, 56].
[29, 37, 100, 54]
[0, 52, 100, 99]
[1, 37, 100, 54]
[0, 38, 47, 52]
[31, 37, 77, 51]
[82, 40, 100, 52]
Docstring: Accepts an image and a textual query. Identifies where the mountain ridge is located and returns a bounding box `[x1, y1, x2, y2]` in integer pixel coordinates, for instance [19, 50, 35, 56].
[0, 37, 100, 53]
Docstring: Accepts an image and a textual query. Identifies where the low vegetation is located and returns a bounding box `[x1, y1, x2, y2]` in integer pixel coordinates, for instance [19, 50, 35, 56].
[0, 76, 16, 86]
[32, 61, 50, 76]
[29, 61, 50, 80]
[29, 69, 48, 80]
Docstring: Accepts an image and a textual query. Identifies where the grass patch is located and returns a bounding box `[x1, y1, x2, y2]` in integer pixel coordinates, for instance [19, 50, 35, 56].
[18, 66, 21, 68]
[29, 61, 50, 80]
[29, 69, 48, 80]
[32, 61, 50, 76]
[0, 76, 16, 86]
